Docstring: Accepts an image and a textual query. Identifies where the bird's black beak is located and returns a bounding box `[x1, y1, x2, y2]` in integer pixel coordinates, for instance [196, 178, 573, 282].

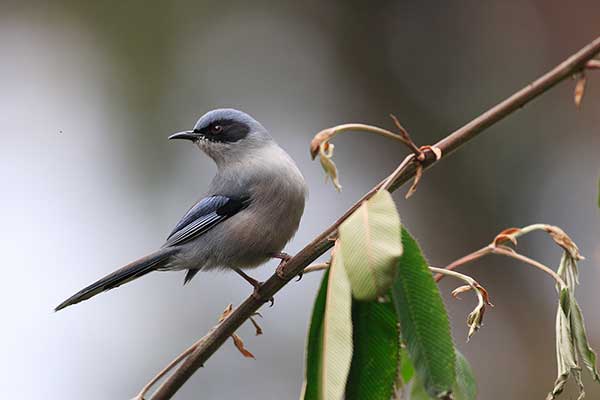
[168, 131, 198, 141]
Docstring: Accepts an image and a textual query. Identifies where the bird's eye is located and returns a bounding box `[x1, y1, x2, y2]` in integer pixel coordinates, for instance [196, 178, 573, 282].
[211, 125, 223, 134]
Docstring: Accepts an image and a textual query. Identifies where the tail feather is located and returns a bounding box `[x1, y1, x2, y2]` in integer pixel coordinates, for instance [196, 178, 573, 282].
[55, 248, 176, 311]
[183, 269, 200, 285]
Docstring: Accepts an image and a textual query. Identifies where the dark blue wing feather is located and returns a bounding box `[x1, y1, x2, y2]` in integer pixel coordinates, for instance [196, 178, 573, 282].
[164, 195, 250, 247]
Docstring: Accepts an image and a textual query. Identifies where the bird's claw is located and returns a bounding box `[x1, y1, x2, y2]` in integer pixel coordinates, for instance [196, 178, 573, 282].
[295, 271, 303, 281]
[250, 282, 275, 307]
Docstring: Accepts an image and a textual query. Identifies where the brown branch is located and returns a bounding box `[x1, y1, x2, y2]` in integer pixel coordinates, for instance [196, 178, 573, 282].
[149, 36, 600, 399]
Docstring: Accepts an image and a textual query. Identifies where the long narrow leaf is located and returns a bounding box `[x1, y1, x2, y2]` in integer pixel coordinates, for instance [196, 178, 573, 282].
[301, 269, 330, 400]
[571, 299, 600, 381]
[322, 242, 354, 399]
[454, 351, 477, 400]
[392, 228, 456, 398]
[408, 350, 476, 400]
[346, 300, 399, 400]
[339, 190, 403, 301]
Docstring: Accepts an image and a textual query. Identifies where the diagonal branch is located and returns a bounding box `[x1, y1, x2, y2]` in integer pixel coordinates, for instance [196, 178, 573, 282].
[149, 36, 600, 400]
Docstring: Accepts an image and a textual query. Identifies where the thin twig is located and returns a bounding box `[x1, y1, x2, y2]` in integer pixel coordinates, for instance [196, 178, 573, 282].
[149, 36, 600, 400]
[133, 327, 219, 399]
[435, 243, 567, 289]
[586, 59, 600, 70]
[389, 114, 421, 155]
[303, 263, 330, 274]
[434, 247, 492, 282]
[491, 246, 566, 289]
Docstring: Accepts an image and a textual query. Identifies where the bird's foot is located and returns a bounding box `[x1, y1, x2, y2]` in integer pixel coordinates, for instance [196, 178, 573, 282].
[273, 252, 299, 280]
[271, 252, 292, 263]
[253, 286, 274, 307]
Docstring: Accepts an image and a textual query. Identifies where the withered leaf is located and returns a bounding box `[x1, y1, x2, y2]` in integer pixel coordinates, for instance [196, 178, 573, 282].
[319, 143, 342, 191]
[574, 73, 587, 108]
[493, 228, 521, 246]
[544, 225, 583, 260]
[232, 334, 255, 359]
[310, 128, 335, 159]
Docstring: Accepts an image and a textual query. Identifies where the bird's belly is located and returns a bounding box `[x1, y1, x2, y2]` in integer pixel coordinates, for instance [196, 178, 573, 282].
[219, 207, 299, 267]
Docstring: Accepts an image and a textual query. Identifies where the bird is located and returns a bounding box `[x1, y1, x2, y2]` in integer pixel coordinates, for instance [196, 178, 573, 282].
[55, 108, 307, 311]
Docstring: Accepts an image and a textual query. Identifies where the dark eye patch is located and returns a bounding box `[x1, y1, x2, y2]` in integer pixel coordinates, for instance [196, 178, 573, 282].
[201, 119, 250, 143]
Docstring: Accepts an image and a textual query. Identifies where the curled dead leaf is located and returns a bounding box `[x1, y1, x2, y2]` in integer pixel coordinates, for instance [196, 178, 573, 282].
[232, 334, 255, 359]
[492, 228, 521, 246]
[319, 143, 342, 191]
[218, 304, 258, 358]
[476, 284, 494, 307]
[544, 225, 584, 260]
[451, 285, 472, 299]
[467, 306, 485, 340]
[310, 128, 335, 159]
[451, 283, 493, 306]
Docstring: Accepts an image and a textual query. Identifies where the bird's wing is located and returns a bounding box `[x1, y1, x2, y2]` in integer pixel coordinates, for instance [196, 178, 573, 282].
[164, 194, 251, 247]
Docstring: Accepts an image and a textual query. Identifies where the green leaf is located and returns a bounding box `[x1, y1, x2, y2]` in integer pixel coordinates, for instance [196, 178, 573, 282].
[339, 190, 403, 301]
[321, 244, 353, 399]
[392, 228, 456, 398]
[346, 299, 399, 400]
[410, 350, 477, 400]
[301, 269, 329, 400]
[399, 346, 415, 384]
[571, 299, 600, 381]
[548, 292, 580, 399]
[407, 350, 476, 400]
[548, 253, 600, 399]
[454, 351, 477, 400]
[302, 243, 354, 400]
[409, 375, 431, 400]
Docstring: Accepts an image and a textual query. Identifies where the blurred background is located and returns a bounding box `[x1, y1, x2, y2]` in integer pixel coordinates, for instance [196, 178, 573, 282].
[2, 1, 599, 398]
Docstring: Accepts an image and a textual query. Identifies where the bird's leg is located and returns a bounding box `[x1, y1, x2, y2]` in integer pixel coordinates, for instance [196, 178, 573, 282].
[233, 268, 274, 306]
[272, 251, 303, 281]
[271, 251, 292, 262]
[233, 267, 261, 288]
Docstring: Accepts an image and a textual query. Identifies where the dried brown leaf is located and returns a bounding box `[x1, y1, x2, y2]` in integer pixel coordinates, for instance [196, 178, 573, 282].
[475, 283, 494, 307]
[232, 334, 255, 359]
[249, 316, 263, 336]
[574, 73, 587, 108]
[405, 164, 423, 199]
[544, 225, 584, 260]
[492, 228, 521, 246]
[218, 304, 234, 322]
[319, 143, 342, 191]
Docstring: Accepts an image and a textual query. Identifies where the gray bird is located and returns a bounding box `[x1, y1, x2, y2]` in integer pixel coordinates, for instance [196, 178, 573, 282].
[55, 108, 307, 311]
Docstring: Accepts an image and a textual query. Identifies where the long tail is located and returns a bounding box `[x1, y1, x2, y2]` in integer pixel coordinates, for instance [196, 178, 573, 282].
[55, 248, 177, 311]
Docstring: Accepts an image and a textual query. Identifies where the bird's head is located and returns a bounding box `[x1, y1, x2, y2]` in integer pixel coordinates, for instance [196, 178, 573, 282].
[169, 108, 272, 164]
